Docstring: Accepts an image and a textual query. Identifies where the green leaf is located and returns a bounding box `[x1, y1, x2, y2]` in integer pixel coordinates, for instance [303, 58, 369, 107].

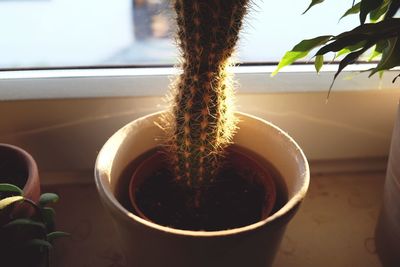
[316, 36, 365, 55]
[25, 239, 53, 249]
[4, 218, 46, 229]
[340, 2, 361, 20]
[335, 41, 367, 59]
[369, 0, 389, 22]
[273, 35, 332, 76]
[317, 19, 400, 56]
[330, 18, 399, 43]
[0, 196, 23, 210]
[368, 40, 387, 61]
[39, 193, 59, 207]
[334, 46, 371, 80]
[42, 207, 55, 226]
[303, 0, 325, 14]
[370, 37, 400, 76]
[315, 55, 324, 73]
[0, 183, 23, 195]
[272, 51, 307, 76]
[360, 0, 384, 24]
[384, 0, 400, 19]
[47, 231, 70, 243]
[292, 36, 334, 53]
[327, 44, 373, 98]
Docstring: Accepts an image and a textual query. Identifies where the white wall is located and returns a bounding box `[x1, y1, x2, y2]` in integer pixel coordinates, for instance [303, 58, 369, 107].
[0, 0, 133, 67]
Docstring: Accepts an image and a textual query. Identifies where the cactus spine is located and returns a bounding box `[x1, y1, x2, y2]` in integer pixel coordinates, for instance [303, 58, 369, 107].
[165, 0, 249, 190]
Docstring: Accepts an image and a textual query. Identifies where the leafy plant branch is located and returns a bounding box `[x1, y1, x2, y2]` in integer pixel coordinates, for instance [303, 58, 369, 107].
[275, 0, 400, 92]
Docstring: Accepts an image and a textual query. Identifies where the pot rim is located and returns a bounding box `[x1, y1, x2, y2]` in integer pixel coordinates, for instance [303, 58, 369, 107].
[0, 143, 39, 200]
[94, 111, 310, 237]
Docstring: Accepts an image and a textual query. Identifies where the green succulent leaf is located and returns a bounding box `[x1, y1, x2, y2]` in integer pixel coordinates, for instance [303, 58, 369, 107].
[42, 207, 56, 226]
[273, 35, 332, 76]
[315, 55, 324, 73]
[39, 193, 59, 207]
[4, 218, 46, 229]
[340, 2, 361, 20]
[303, 0, 325, 14]
[0, 196, 23, 210]
[370, 37, 400, 77]
[0, 183, 23, 195]
[360, 0, 384, 24]
[47, 231, 70, 243]
[25, 239, 53, 249]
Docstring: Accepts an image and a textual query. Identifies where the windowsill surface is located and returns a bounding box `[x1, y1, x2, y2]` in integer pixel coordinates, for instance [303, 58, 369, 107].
[0, 65, 399, 101]
[46, 171, 384, 267]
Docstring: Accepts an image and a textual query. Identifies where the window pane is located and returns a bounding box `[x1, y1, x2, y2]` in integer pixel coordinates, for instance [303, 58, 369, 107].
[0, 0, 358, 69]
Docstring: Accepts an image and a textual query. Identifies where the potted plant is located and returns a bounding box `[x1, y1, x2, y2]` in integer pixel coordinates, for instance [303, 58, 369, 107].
[274, 1, 400, 266]
[0, 144, 68, 267]
[95, 1, 309, 267]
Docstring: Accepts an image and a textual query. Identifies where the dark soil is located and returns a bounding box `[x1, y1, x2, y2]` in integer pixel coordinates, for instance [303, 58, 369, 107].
[116, 145, 287, 231]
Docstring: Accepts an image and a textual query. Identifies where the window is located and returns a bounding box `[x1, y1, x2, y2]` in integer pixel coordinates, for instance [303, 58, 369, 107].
[0, 0, 359, 69]
[0, 1, 399, 173]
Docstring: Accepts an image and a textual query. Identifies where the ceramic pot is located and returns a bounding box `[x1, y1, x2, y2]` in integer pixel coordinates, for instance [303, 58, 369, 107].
[95, 111, 309, 267]
[375, 105, 400, 267]
[0, 143, 40, 218]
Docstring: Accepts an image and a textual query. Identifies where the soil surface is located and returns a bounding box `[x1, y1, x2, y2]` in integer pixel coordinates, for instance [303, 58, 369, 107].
[118, 145, 287, 231]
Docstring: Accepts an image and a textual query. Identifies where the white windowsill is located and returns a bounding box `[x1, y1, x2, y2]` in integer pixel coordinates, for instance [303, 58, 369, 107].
[0, 64, 399, 173]
[0, 64, 399, 100]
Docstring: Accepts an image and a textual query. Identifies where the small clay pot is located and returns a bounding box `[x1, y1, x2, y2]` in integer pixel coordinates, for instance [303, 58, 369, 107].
[0, 143, 40, 218]
[129, 146, 277, 224]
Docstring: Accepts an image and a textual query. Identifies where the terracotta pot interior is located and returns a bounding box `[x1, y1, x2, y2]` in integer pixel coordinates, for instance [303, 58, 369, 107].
[0, 144, 40, 203]
[0, 146, 30, 190]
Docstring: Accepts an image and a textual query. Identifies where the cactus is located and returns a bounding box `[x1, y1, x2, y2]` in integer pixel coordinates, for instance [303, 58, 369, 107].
[162, 0, 250, 193]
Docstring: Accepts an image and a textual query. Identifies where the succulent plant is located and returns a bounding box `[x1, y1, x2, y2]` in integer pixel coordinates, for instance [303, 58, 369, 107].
[162, 0, 250, 197]
[0, 183, 68, 267]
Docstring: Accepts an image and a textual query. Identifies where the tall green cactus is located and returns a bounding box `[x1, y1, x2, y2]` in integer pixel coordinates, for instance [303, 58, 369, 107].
[163, 0, 250, 192]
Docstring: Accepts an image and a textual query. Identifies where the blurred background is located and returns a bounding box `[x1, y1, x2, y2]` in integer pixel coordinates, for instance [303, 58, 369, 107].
[0, 0, 358, 68]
